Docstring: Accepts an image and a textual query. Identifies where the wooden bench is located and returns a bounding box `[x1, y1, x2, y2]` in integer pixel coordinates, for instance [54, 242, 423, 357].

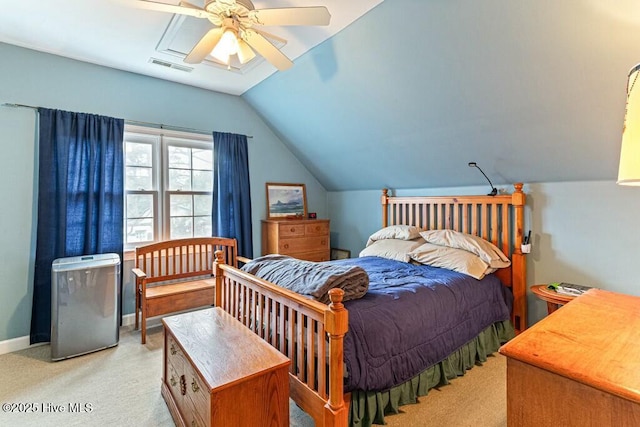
[132, 237, 238, 344]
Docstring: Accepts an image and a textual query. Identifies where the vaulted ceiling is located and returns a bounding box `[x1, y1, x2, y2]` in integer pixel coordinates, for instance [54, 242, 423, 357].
[243, 0, 640, 190]
[0, 0, 382, 95]
[2, 0, 640, 192]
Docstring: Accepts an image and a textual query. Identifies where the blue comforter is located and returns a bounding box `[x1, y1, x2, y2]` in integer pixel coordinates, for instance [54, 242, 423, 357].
[335, 256, 512, 392]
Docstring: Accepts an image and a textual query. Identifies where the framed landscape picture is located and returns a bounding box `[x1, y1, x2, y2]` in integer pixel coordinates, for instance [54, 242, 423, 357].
[266, 183, 307, 219]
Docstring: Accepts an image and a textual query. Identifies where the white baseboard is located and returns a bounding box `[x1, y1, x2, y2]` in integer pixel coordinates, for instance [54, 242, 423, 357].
[121, 313, 163, 328]
[122, 312, 136, 327]
[0, 335, 46, 356]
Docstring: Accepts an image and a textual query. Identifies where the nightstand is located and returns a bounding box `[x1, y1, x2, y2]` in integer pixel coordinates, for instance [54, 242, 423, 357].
[530, 284, 577, 314]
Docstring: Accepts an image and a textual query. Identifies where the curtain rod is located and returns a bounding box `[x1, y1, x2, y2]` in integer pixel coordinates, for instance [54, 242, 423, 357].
[2, 102, 37, 110]
[1, 103, 253, 139]
[126, 119, 253, 138]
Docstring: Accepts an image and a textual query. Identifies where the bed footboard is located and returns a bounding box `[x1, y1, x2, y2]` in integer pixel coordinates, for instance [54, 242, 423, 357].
[214, 252, 349, 427]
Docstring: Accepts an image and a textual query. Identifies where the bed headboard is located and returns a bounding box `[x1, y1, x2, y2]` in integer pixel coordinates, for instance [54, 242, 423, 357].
[381, 183, 527, 333]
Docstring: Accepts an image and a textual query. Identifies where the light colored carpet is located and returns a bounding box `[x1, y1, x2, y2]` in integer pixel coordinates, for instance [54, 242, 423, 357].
[0, 324, 506, 426]
[382, 353, 507, 427]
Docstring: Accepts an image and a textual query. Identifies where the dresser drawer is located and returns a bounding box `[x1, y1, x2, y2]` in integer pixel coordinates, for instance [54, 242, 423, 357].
[278, 223, 305, 237]
[279, 236, 328, 253]
[166, 333, 211, 427]
[305, 222, 329, 236]
[182, 393, 209, 427]
[166, 335, 188, 418]
[166, 354, 184, 411]
[183, 361, 210, 426]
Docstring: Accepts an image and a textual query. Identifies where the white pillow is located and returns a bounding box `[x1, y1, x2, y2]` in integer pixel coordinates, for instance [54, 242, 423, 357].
[409, 242, 493, 280]
[419, 229, 510, 269]
[366, 225, 421, 247]
[359, 238, 425, 262]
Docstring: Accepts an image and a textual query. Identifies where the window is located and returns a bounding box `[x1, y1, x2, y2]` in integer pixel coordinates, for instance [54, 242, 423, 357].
[123, 125, 213, 249]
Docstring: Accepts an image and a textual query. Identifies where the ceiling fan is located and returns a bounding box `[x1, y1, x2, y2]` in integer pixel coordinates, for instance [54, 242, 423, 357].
[132, 0, 331, 71]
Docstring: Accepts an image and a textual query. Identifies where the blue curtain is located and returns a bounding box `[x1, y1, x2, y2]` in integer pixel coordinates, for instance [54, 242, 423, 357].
[31, 108, 124, 344]
[212, 132, 253, 258]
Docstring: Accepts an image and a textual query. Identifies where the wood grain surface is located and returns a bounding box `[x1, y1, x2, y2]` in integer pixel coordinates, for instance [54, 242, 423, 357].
[501, 289, 640, 426]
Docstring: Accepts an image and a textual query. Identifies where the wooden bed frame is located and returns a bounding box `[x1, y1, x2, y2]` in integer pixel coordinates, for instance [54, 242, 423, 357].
[212, 183, 527, 427]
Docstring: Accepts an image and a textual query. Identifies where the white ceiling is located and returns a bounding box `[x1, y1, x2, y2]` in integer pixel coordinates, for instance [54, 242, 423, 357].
[0, 0, 382, 95]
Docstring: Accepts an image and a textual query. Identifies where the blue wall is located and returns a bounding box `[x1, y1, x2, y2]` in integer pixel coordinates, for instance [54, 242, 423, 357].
[0, 43, 327, 342]
[243, 0, 638, 192]
[328, 181, 640, 326]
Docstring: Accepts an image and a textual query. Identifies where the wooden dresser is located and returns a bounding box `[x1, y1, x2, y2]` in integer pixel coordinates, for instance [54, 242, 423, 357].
[261, 218, 330, 261]
[499, 289, 640, 426]
[161, 308, 290, 427]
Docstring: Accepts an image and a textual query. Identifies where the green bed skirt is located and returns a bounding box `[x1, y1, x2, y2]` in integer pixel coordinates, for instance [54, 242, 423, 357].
[349, 320, 515, 427]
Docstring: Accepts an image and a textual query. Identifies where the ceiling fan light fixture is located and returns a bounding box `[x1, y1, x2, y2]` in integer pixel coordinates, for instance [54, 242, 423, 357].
[134, 0, 330, 71]
[236, 38, 256, 64]
[211, 29, 239, 63]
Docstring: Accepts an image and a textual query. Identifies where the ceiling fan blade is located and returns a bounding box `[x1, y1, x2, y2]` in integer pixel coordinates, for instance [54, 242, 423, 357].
[185, 27, 224, 64]
[249, 7, 331, 26]
[132, 0, 209, 18]
[236, 39, 256, 64]
[251, 28, 287, 46]
[242, 29, 293, 71]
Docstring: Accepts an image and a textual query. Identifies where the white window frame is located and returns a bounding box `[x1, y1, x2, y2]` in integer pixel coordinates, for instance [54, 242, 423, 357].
[123, 124, 213, 250]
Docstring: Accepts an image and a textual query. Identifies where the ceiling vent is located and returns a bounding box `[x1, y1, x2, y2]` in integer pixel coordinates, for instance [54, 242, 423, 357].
[148, 57, 194, 73]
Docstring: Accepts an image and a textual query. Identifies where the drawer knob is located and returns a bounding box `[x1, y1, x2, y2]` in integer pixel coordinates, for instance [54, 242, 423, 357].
[321, 239, 327, 245]
[283, 244, 289, 249]
[170, 343, 177, 355]
[290, 227, 295, 232]
[316, 226, 320, 231]
[191, 378, 200, 393]
[180, 375, 187, 396]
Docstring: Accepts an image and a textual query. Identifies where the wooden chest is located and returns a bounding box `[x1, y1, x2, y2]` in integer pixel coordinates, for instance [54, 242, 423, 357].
[500, 289, 640, 426]
[261, 218, 330, 262]
[161, 307, 290, 427]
